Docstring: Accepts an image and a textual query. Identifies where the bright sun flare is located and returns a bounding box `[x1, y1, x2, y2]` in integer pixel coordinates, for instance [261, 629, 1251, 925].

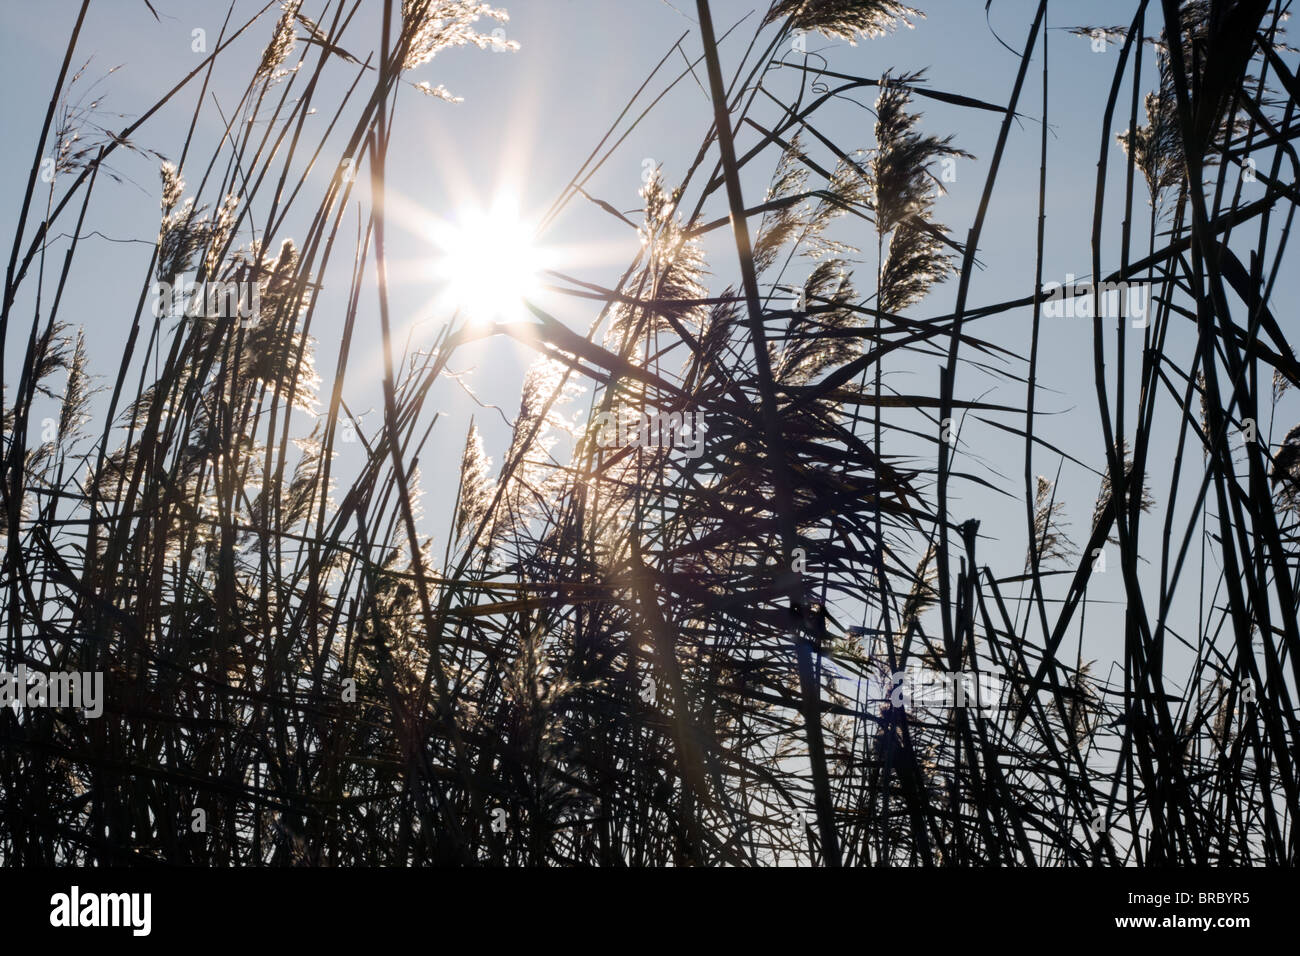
[431, 200, 545, 323]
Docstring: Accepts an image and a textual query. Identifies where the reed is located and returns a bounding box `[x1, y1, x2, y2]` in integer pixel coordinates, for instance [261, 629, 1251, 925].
[1, 0, 1296, 866]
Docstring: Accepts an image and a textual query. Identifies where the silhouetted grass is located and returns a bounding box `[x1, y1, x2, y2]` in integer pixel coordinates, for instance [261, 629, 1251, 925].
[1, 0, 1297, 866]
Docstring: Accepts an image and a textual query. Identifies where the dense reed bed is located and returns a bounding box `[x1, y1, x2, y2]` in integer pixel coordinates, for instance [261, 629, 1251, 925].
[1, 0, 1297, 865]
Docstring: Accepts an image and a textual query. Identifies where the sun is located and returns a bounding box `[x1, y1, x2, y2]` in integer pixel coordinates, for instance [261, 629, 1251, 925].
[430, 198, 546, 323]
